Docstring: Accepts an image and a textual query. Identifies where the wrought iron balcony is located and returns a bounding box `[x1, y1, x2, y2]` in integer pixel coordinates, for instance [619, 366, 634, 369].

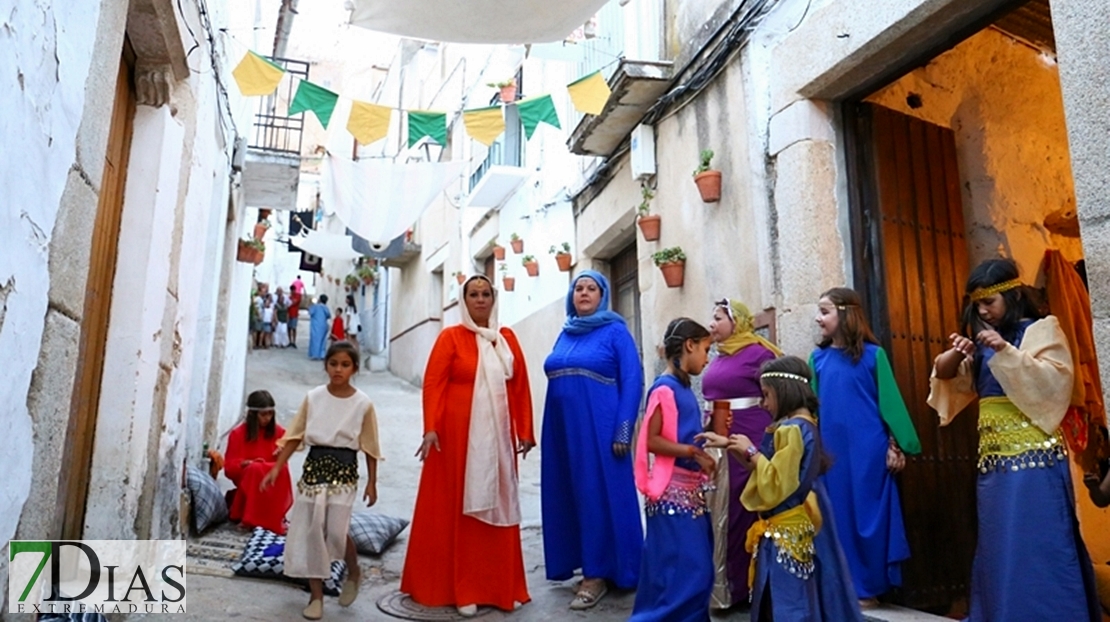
[249, 57, 309, 155]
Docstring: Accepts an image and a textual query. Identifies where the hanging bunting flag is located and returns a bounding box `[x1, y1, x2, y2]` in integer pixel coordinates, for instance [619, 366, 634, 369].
[407, 110, 448, 147]
[462, 106, 505, 146]
[517, 94, 561, 139]
[231, 51, 285, 96]
[347, 101, 392, 145]
[566, 70, 610, 115]
[289, 80, 340, 129]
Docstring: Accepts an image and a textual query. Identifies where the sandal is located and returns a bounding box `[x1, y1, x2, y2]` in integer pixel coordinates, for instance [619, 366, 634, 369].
[569, 581, 608, 610]
[338, 577, 359, 607]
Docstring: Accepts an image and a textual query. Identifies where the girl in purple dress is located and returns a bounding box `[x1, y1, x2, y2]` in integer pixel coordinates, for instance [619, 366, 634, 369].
[703, 299, 780, 608]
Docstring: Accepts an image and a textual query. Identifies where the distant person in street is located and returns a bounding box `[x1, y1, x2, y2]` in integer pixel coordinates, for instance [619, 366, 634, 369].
[288, 280, 303, 348]
[702, 298, 780, 609]
[223, 390, 292, 535]
[540, 270, 643, 610]
[260, 295, 275, 349]
[274, 288, 291, 348]
[263, 341, 382, 620]
[809, 287, 920, 607]
[700, 356, 864, 622]
[307, 295, 330, 360]
[344, 294, 362, 367]
[330, 307, 346, 344]
[629, 318, 716, 621]
[401, 275, 535, 617]
[929, 259, 1100, 621]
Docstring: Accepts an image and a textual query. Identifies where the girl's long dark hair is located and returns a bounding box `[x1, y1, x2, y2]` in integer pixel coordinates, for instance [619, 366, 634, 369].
[959, 259, 1044, 342]
[245, 390, 277, 442]
[759, 356, 831, 474]
[662, 317, 710, 387]
[817, 287, 878, 363]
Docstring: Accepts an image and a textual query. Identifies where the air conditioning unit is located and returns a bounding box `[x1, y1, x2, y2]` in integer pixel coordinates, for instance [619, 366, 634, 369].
[630, 124, 656, 181]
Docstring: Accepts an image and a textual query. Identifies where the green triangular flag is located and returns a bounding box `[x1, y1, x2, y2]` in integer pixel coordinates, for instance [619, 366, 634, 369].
[407, 111, 448, 147]
[288, 80, 339, 129]
[517, 94, 561, 139]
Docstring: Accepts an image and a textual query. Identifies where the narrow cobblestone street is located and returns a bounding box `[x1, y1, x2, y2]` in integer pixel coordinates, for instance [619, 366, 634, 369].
[173, 324, 639, 621]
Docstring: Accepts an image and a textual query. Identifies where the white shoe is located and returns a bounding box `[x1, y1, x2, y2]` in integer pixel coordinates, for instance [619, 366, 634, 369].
[513, 601, 523, 610]
[457, 604, 478, 617]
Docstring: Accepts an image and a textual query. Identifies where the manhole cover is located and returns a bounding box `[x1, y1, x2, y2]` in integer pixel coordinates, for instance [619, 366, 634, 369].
[376, 591, 493, 620]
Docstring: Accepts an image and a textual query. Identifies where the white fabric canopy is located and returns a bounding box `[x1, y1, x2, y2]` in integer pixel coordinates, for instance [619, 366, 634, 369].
[321, 155, 466, 245]
[289, 230, 363, 262]
[347, 0, 611, 44]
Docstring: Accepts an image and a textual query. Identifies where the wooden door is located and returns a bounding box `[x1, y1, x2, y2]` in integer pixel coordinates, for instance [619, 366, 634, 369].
[845, 103, 978, 612]
[56, 53, 135, 540]
[610, 243, 641, 354]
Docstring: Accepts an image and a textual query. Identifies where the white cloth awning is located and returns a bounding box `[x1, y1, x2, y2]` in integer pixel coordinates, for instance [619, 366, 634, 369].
[347, 0, 611, 44]
[321, 155, 465, 245]
[289, 230, 363, 262]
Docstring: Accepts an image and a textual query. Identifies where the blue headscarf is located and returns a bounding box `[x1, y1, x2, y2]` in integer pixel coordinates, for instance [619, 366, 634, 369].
[563, 270, 626, 335]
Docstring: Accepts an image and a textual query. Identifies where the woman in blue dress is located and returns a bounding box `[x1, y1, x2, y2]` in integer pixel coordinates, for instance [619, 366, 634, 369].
[307, 294, 331, 360]
[631, 318, 716, 622]
[541, 270, 644, 609]
[808, 287, 921, 605]
[929, 259, 1099, 621]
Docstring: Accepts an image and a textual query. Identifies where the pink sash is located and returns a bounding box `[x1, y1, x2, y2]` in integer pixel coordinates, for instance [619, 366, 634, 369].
[635, 385, 678, 501]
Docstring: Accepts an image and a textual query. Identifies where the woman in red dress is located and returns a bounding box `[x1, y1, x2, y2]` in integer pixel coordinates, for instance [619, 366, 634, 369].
[401, 275, 535, 617]
[224, 390, 293, 535]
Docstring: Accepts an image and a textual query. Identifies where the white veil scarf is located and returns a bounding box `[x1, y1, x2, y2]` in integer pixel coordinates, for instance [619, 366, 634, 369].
[458, 276, 521, 526]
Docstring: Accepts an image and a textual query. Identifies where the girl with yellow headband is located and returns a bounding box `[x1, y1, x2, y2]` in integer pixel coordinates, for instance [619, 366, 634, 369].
[930, 258, 1099, 621]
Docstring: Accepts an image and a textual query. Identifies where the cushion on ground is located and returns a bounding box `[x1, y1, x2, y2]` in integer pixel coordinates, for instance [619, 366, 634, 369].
[232, 526, 345, 596]
[348, 511, 410, 555]
[186, 464, 228, 533]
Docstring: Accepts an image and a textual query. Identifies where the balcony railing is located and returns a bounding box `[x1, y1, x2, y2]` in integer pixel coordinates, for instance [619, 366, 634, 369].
[250, 57, 309, 155]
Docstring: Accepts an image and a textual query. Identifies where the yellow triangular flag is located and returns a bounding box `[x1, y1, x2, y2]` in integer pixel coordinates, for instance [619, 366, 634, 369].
[347, 101, 392, 145]
[232, 51, 285, 96]
[567, 71, 611, 115]
[462, 106, 505, 146]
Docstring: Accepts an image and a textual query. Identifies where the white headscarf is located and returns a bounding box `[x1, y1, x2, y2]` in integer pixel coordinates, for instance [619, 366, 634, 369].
[458, 275, 521, 526]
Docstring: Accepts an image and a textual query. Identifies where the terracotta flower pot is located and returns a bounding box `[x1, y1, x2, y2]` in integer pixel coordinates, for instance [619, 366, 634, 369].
[500, 84, 517, 103]
[455, 273, 466, 285]
[493, 245, 506, 260]
[511, 239, 524, 254]
[362, 276, 374, 285]
[251, 248, 264, 265]
[659, 260, 685, 288]
[637, 215, 661, 241]
[236, 242, 253, 263]
[555, 253, 572, 272]
[253, 223, 269, 240]
[502, 276, 516, 291]
[694, 170, 722, 203]
[524, 260, 539, 277]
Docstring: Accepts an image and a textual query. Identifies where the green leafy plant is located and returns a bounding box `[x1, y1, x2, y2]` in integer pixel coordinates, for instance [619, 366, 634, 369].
[487, 77, 517, 88]
[637, 183, 655, 217]
[244, 238, 265, 251]
[549, 242, 571, 255]
[344, 274, 360, 287]
[522, 255, 536, 264]
[652, 246, 686, 266]
[510, 232, 521, 242]
[693, 149, 715, 177]
[357, 264, 378, 281]
[499, 263, 508, 274]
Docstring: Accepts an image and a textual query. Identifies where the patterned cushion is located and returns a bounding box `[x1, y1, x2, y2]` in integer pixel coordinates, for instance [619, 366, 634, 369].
[232, 527, 345, 596]
[348, 511, 409, 555]
[39, 614, 108, 622]
[185, 464, 228, 533]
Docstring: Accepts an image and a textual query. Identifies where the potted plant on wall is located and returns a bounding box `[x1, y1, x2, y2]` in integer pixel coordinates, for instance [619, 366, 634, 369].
[492, 241, 506, 260]
[636, 183, 660, 241]
[357, 263, 377, 285]
[488, 77, 517, 103]
[452, 270, 466, 285]
[653, 246, 686, 288]
[500, 263, 515, 291]
[236, 239, 255, 264]
[550, 242, 573, 272]
[693, 149, 721, 203]
[510, 232, 524, 254]
[253, 217, 271, 241]
[522, 255, 539, 277]
[246, 238, 265, 265]
[344, 274, 360, 291]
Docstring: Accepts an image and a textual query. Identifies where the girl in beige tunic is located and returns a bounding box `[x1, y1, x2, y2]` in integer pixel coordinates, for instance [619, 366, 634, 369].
[264, 341, 382, 620]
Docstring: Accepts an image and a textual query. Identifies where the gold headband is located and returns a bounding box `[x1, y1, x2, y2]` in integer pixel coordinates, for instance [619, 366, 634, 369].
[761, 371, 809, 383]
[970, 278, 1022, 302]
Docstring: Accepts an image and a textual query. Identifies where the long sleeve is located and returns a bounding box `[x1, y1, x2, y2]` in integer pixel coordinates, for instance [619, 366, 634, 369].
[613, 327, 645, 445]
[988, 316, 1074, 434]
[359, 403, 383, 460]
[502, 328, 535, 444]
[927, 356, 976, 425]
[224, 426, 246, 482]
[421, 330, 456, 435]
[875, 348, 922, 454]
[277, 399, 308, 450]
[740, 424, 804, 512]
